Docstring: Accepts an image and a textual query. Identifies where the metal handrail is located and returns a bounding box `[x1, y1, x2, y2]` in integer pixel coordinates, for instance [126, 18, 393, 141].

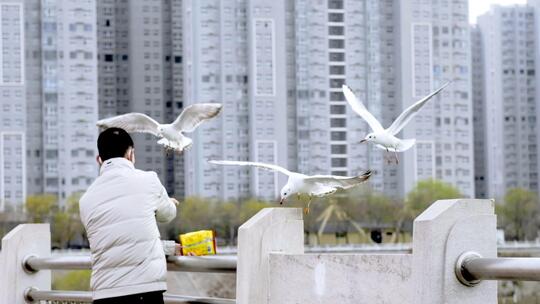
[167, 255, 237, 273]
[23, 254, 237, 273]
[23, 254, 91, 272]
[24, 288, 235, 304]
[455, 251, 540, 286]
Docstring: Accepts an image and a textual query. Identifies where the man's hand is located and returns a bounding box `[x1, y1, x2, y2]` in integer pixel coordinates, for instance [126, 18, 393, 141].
[170, 198, 180, 206]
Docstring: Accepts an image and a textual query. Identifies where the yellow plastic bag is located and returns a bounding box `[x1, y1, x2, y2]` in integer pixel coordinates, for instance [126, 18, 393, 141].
[179, 230, 216, 256]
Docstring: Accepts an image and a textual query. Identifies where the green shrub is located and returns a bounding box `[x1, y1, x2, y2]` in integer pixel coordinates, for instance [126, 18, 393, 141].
[52, 270, 91, 291]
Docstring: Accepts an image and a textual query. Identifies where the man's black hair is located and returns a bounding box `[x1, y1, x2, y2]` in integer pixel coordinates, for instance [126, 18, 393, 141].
[97, 128, 134, 161]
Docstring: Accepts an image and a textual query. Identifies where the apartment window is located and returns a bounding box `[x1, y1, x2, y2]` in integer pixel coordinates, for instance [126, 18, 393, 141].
[329, 52, 345, 62]
[328, 13, 344, 22]
[331, 158, 347, 167]
[104, 54, 113, 62]
[329, 39, 345, 48]
[330, 92, 345, 101]
[331, 145, 347, 154]
[328, 0, 344, 9]
[46, 149, 58, 159]
[46, 178, 58, 187]
[330, 66, 345, 75]
[328, 26, 344, 35]
[43, 50, 57, 60]
[330, 105, 346, 114]
[329, 78, 345, 88]
[330, 118, 346, 128]
[331, 131, 346, 141]
[298, 130, 309, 139]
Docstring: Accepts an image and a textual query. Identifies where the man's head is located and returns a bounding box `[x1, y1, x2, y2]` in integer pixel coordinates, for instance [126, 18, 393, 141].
[97, 128, 135, 165]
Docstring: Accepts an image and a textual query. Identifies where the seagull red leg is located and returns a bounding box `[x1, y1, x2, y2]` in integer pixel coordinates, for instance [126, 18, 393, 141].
[304, 195, 312, 214]
[386, 147, 392, 165]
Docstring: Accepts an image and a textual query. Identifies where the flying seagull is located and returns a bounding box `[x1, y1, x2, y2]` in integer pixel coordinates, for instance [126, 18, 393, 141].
[342, 82, 451, 164]
[97, 103, 222, 152]
[209, 160, 372, 213]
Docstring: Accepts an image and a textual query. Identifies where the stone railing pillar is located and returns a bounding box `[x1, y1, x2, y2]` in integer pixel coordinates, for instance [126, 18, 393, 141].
[236, 208, 304, 304]
[412, 199, 497, 303]
[0, 224, 51, 304]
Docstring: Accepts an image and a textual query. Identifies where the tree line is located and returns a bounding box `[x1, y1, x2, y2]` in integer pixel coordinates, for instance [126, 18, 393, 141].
[8, 179, 540, 248]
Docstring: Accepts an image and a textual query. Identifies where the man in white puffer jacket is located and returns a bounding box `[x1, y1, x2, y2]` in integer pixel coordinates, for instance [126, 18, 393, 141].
[79, 128, 178, 304]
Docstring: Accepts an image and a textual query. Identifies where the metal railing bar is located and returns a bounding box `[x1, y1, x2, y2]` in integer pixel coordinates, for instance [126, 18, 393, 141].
[24, 288, 91, 302]
[165, 294, 236, 304]
[23, 255, 237, 273]
[23, 255, 91, 272]
[166, 255, 237, 273]
[24, 288, 235, 304]
[455, 251, 540, 286]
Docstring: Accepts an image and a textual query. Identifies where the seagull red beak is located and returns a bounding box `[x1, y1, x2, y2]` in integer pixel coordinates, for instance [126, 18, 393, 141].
[279, 198, 284, 205]
[360, 139, 367, 143]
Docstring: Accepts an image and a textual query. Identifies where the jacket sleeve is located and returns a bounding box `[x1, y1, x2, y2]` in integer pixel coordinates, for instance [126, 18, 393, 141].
[150, 172, 177, 223]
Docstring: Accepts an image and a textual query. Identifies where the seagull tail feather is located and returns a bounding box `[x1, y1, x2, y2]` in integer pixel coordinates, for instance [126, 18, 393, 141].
[357, 170, 373, 182]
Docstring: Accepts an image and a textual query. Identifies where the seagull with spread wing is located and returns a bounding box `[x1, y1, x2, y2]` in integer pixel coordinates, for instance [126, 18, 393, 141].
[209, 160, 372, 213]
[342, 82, 451, 164]
[96, 103, 222, 152]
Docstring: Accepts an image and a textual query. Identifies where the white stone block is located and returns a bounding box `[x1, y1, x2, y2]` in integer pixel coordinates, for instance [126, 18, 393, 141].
[412, 199, 497, 303]
[0, 224, 51, 304]
[236, 208, 304, 304]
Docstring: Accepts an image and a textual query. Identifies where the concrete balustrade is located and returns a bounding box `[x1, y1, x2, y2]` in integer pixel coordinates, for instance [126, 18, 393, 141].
[254, 199, 497, 304]
[0, 199, 522, 304]
[236, 207, 304, 304]
[0, 224, 51, 304]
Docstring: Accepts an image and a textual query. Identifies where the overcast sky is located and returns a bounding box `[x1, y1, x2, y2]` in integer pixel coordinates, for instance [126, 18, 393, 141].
[469, 0, 528, 23]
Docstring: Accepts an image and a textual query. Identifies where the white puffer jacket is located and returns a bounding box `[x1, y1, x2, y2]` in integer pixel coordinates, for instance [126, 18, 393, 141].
[79, 158, 177, 300]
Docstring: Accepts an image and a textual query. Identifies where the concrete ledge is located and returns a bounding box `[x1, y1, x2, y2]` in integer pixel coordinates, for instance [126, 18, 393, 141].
[268, 253, 412, 304]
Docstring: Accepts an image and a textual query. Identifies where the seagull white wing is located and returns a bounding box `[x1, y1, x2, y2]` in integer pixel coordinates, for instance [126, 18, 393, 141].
[386, 82, 451, 135]
[342, 85, 384, 132]
[310, 184, 338, 197]
[304, 170, 372, 189]
[208, 160, 292, 176]
[172, 103, 223, 132]
[96, 113, 160, 136]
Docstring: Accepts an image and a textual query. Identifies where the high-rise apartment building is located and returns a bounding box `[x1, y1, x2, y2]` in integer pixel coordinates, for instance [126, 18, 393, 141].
[97, 0, 185, 196]
[476, 5, 538, 199]
[24, 0, 99, 203]
[471, 25, 487, 198]
[180, 0, 475, 200]
[294, 0, 474, 198]
[295, 0, 401, 197]
[1, 0, 100, 209]
[0, 1, 25, 211]
[531, 0, 540, 197]
[182, 0, 292, 201]
[400, 0, 475, 197]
